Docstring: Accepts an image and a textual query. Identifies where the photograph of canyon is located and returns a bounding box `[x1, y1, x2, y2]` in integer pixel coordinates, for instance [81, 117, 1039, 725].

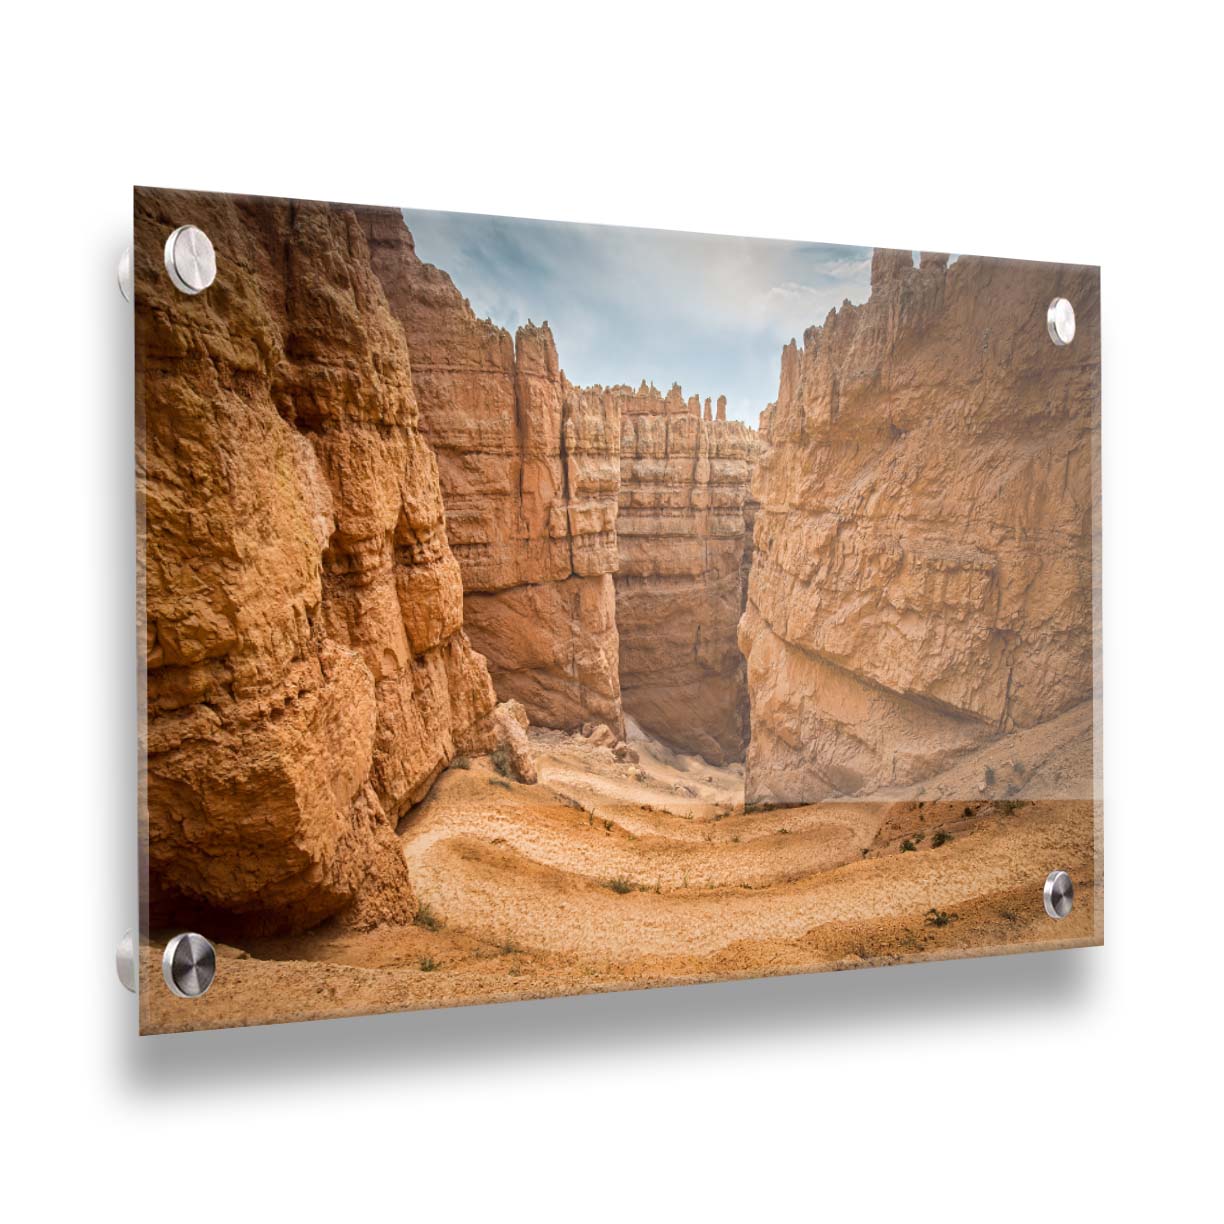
[134, 187, 1102, 1034]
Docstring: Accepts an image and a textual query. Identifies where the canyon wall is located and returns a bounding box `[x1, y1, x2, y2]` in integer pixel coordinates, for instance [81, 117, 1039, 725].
[615, 384, 757, 763]
[357, 209, 623, 736]
[137, 188, 517, 935]
[741, 249, 1101, 804]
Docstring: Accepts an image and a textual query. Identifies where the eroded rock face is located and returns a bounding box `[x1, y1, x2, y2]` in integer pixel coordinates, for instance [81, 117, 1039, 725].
[741, 250, 1101, 804]
[137, 188, 499, 934]
[614, 383, 757, 764]
[357, 209, 623, 735]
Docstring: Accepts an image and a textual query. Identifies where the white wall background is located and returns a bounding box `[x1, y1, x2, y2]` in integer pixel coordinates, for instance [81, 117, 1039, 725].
[3, 3, 1217, 1218]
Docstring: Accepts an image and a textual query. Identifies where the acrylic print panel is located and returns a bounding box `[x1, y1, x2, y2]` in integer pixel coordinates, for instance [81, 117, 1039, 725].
[134, 187, 1102, 1034]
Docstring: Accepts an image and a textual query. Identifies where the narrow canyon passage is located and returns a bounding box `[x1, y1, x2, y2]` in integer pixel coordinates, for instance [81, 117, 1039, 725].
[615, 389, 758, 765]
[358, 206, 759, 767]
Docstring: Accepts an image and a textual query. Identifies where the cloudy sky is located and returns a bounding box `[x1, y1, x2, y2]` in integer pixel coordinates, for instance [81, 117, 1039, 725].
[403, 208, 873, 427]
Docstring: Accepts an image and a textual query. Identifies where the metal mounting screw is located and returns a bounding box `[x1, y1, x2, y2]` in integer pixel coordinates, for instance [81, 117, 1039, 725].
[163, 225, 216, 295]
[1043, 870, 1074, 919]
[117, 246, 133, 302]
[162, 932, 217, 998]
[1047, 297, 1076, 346]
[116, 929, 136, 992]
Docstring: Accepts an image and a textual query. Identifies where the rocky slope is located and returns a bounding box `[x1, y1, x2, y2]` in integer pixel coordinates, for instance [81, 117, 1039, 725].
[137, 188, 522, 935]
[615, 384, 757, 763]
[356, 209, 623, 736]
[740, 249, 1101, 804]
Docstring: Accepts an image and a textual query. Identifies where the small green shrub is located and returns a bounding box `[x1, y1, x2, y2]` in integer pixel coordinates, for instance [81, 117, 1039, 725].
[419, 956, 438, 972]
[607, 876, 634, 894]
[491, 745, 514, 778]
[931, 830, 951, 848]
[924, 908, 958, 928]
[900, 839, 916, 852]
[413, 903, 441, 931]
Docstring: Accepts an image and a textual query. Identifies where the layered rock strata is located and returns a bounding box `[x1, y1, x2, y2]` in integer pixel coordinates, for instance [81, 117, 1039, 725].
[357, 209, 623, 736]
[137, 188, 512, 935]
[614, 383, 757, 763]
[740, 249, 1101, 804]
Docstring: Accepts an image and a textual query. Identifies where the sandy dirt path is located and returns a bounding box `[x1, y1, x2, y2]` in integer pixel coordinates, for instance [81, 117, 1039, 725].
[404, 767, 1093, 958]
[138, 726, 1100, 1034]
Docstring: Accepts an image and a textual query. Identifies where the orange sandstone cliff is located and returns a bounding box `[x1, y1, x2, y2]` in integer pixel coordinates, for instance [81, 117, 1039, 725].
[614, 384, 757, 763]
[357, 209, 624, 736]
[740, 249, 1101, 804]
[137, 189, 519, 935]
